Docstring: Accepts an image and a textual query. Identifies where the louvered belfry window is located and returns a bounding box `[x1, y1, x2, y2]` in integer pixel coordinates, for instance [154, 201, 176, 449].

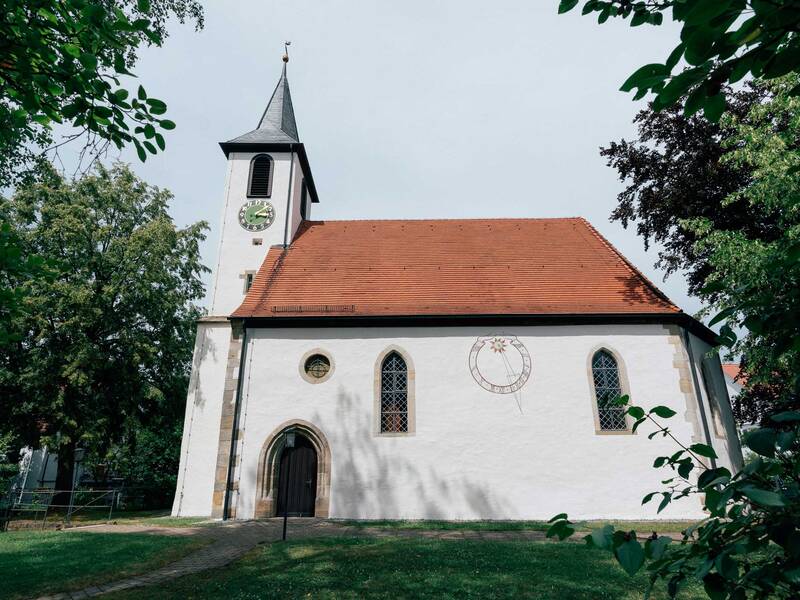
[248, 154, 273, 197]
[380, 352, 408, 433]
[592, 350, 628, 431]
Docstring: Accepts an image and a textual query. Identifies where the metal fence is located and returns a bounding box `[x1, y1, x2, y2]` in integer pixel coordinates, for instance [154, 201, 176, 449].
[0, 488, 118, 531]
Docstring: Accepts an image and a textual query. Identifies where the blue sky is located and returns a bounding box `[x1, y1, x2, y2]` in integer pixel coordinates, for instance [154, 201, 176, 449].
[66, 1, 698, 314]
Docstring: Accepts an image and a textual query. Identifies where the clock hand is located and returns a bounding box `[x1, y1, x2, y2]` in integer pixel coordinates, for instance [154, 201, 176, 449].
[253, 208, 270, 218]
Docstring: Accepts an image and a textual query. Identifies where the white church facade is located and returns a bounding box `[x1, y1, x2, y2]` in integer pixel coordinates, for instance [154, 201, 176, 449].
[172, 59, 743, 522]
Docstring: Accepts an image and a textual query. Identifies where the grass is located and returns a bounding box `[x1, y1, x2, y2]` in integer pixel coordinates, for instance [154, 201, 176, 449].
[7, 508, 214, 530]
[0, 529, 208, 599]
[337, 519, 695, 535]
[112, 536, 706, 599]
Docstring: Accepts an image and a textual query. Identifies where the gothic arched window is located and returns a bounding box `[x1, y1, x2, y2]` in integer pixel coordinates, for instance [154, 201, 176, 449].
[380, 352, 408, 433]
[248, 154, 273, 197]
[591, 349, 628, 431]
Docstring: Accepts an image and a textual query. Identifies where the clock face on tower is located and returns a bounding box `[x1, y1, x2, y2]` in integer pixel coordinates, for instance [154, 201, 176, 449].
[238, 200, 275, 232]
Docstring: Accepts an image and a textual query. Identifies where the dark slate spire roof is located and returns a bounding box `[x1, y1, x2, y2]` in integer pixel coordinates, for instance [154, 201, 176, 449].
[225, 63, 299, 145]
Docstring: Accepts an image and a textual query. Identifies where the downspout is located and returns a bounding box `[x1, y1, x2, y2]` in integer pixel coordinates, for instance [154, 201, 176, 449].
[282, 145, 296, 248]
[682, 327, 718, 469]
[222, 322, 248, 520]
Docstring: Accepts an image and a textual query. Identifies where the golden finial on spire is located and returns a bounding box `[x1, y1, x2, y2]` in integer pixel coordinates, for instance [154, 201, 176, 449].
[283, 41, 291, 63]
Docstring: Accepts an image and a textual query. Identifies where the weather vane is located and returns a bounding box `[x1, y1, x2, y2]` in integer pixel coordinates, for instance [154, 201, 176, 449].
[283, 41, 291, 63]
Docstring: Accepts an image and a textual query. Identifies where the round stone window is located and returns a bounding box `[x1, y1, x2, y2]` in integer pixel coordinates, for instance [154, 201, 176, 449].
[300, 351, 334, 384]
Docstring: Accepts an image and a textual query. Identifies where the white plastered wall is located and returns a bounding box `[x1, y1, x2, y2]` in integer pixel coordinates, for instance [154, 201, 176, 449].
[171, 321, 231, 516]
[686, 332, 744, 474]
[209, 151, 308, 316]
[211, 323, 742, 521]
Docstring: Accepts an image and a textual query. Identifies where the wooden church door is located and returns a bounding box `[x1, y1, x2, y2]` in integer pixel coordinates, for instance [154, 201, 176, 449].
[277, 435, 318, 517]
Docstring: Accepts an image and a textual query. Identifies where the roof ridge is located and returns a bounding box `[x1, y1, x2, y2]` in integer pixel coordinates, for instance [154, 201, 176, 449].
[577, 217, 677, 310]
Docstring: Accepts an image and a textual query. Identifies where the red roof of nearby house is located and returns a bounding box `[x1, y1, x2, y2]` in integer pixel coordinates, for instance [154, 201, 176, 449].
[722, 363, 744, 383]
[232, 217, 680, 319]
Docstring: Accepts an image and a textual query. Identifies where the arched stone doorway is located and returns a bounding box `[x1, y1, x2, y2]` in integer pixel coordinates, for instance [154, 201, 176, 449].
[255, 419, 331, 518]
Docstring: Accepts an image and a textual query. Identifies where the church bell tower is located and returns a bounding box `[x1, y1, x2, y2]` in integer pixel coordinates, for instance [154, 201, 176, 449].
[209, 51, 319, 316]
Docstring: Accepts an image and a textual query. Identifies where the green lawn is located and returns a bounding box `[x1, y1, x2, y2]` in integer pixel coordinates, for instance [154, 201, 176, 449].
[338, 519, 694, 535]
[7, 508, 214, 530]
[0, 530, 208, 599]
[113, 537, 706, 600]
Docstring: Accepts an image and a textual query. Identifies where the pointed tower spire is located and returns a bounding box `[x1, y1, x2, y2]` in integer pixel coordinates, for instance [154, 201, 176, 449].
[223, 47, 300, 145]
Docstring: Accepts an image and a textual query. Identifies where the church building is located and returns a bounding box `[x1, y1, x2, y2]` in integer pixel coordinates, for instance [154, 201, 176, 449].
[172, 58, 743, 522]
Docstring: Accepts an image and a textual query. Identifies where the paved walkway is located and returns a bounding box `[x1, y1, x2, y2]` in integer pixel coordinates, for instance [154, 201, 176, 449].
[30, 519, 631, 599]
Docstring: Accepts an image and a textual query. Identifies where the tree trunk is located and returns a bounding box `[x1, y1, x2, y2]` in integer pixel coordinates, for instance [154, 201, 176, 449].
[53, 442, 76, 508]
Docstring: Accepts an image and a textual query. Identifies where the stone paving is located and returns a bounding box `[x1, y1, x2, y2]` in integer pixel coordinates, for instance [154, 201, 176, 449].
[32, 519, 656, 599]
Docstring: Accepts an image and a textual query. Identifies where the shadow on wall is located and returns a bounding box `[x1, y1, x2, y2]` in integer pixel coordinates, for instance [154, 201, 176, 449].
[189, 325, 219, 410]
[310, 386, 511, 520]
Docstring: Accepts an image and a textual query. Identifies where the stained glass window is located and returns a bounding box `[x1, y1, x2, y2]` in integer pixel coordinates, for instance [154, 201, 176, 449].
[380, 352, 408, 433]
[592, 350, 627, 431]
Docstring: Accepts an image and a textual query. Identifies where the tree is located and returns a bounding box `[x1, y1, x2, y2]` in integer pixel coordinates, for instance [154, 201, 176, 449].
[601, 83, 775, 298]
[0, 163, 208, 496]
[558, 0, 800, 121]
[548, 397, 800, 599]
[601, 80, 799, 423]
[1, 0, 203, 188]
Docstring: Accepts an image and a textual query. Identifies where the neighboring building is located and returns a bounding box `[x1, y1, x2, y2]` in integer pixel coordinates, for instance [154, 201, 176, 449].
[722, 363, 744, 402]
[172, 58, 743, 522]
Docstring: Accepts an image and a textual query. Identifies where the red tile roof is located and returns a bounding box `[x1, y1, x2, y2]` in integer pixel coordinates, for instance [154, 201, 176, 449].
[722, 363, 744, 383]
[232, 218, 680, 319]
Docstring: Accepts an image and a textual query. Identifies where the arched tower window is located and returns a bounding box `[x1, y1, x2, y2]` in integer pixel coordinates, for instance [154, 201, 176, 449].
[591, 349, 628, 431]
[380, 352, 408, 433]
[248, 154, 273, 197]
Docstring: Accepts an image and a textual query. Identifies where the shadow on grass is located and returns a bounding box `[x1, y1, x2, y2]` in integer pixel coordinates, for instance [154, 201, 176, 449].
[112, 537, 706, 600]
[0, 531, 208, 599]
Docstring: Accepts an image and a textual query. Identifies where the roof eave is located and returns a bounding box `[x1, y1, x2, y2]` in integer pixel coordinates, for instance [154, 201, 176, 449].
[227, 311, 718, 345]
[218, 141, 320, 204]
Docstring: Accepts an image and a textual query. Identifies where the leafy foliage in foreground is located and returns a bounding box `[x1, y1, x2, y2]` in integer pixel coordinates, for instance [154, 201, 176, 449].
[0, 0, 203, 188]
[0, 163, 208, 492]
[558, 0, 800, 121]
[548, 397, 800, 599]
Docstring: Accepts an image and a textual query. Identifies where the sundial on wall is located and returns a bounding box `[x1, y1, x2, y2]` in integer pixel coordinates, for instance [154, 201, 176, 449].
[469, 335, 532, 395]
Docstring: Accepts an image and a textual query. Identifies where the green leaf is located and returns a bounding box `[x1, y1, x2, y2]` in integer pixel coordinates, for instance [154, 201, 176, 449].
[548, 513, 568, 523]
[588, 524, 614, 550]
[708, 306, 736, 327]
[703, 94, 726, 123]
[138, 85, 147, 100]
[546, 520, 576, 540]
[771, 411, 800, 423]
[677, 460, 694, 479]
[745, 428, 776, 458]
[615, 538, 645, 575]
[79, 53, 98, 71]
[159, 119, 176, 130]
[689, 443, 718, 459]
[703, 573, 727, 600]
[739, 486, 785, 507]
[650, 406, 676, 419]
[62, 43, 81, 58]
[558, 0, 579, 14]
[620, 63, 668, 93]
[137, 0, 151, 12]
[133, 139, 146, 162]
[155, 132, 165, 151]
[628, 406, 646, 419]
[645, 535, 670, 560]
[642, 492, 657, 505]
[716, 553, 739, 581]
[698, 467, 731, 489]
[657, 493, 671, 513]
